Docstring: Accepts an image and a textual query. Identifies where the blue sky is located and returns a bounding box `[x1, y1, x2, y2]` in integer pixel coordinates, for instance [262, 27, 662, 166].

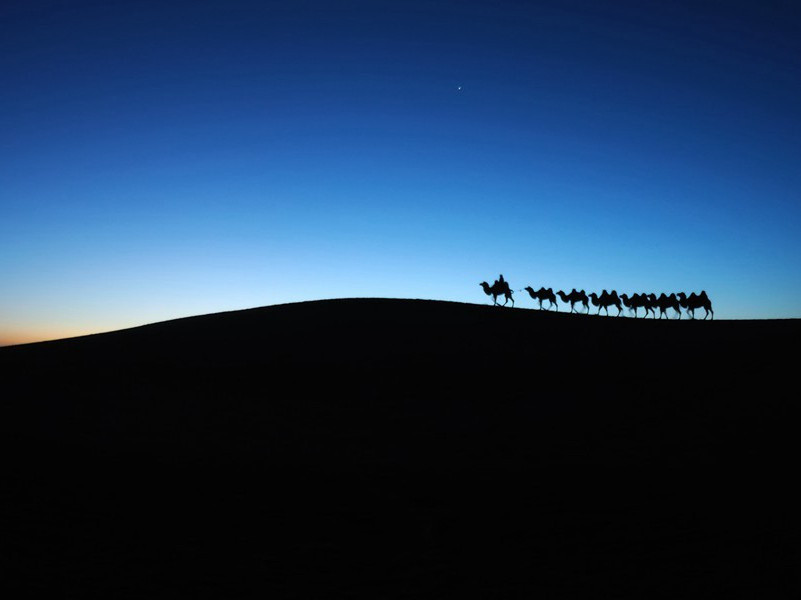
[2, 0, 800, 344]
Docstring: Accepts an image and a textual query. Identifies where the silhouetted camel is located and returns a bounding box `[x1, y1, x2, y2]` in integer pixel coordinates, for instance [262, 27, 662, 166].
[608, 291, 623, 315]
[480, 279, 514, 307]
[618, 293, 650, 318]
[620, 293, 640, 318]
[556, 289, 589, 313]
[524, 286, 558, 310]
[589, 290, 623, 316]
[677, 291, 714, 320]
[655, 293, 682, 319]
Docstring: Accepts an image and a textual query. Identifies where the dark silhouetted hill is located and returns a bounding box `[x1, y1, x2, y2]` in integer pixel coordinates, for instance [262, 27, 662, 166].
[3, 299, 800, 596]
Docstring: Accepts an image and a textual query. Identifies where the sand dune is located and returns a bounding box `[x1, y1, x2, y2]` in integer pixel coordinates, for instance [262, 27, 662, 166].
[3, 299, 799, 596]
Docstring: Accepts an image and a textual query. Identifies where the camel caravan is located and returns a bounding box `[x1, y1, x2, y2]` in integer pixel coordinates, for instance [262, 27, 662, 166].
[480, 275, 713, 319]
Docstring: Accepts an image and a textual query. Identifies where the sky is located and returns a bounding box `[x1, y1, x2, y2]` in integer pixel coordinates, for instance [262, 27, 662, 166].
[2, 0, 800, 344]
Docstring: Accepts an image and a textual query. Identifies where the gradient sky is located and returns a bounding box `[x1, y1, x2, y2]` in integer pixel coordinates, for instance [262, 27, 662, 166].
[2, 0, 800, 344]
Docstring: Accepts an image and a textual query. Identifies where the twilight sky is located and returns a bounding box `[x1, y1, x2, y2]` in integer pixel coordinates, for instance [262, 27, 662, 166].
[2, 0, 800, 344]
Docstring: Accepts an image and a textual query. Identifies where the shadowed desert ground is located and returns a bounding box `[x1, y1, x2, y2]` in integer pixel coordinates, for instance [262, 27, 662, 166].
[3, 299, 800, 596]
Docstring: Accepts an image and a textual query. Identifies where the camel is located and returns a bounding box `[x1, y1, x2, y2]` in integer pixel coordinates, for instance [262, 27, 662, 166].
[620, 293, 641, 318]
[480, 279, 514, 307]
[640, 293, 656, 318]
[619, 293, 649, 318]
[644, 293, 660, 318]
[655, 293, 682, 319]
[677, 291, 713, 320]
[523, 286, 558, 310]
[556, 289, 589, 313]
[589, 290, 623, 316]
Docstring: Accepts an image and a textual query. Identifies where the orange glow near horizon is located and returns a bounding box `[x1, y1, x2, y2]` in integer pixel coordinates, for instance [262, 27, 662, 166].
[0, 325, 107, 347]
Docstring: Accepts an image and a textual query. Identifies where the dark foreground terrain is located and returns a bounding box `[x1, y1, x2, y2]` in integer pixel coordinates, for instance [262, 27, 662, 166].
[3, 299, 800, 597]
